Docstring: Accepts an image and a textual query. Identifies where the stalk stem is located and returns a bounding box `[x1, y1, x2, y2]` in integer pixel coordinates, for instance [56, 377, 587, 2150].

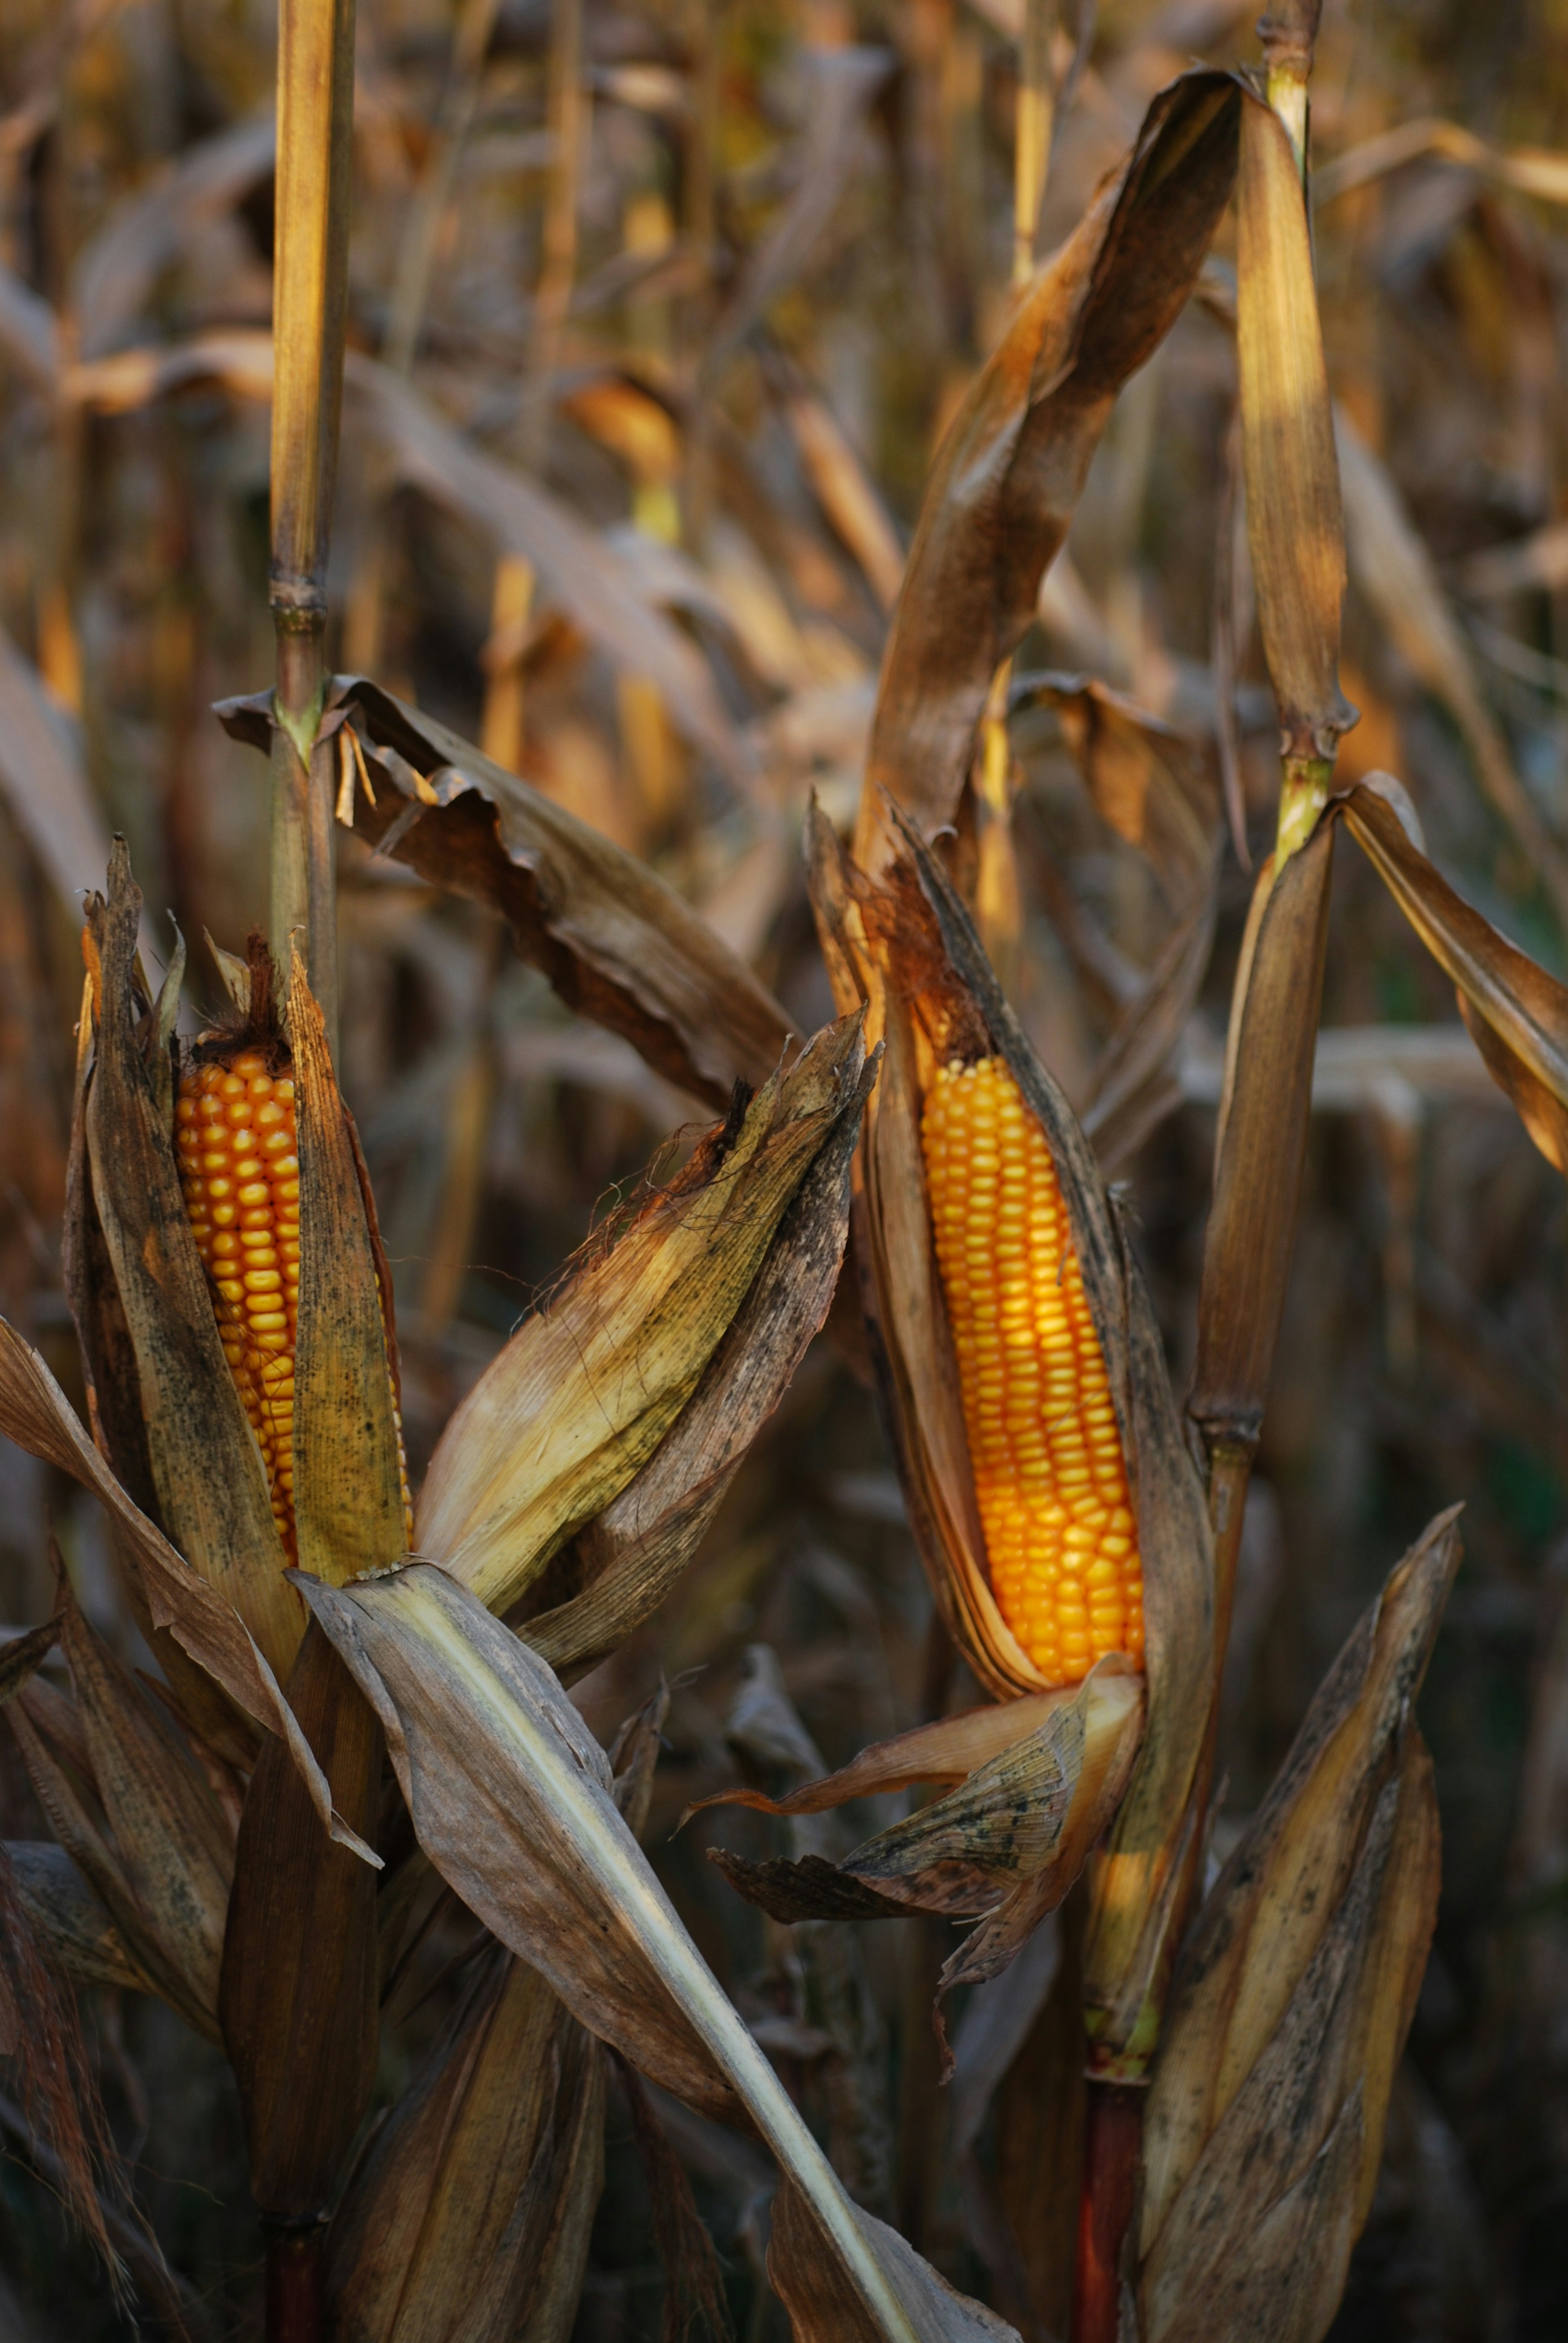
[264, 2220, 324, 2343]
[1070, 2080, 1143, 2343]
[269, 0, 357, 1049]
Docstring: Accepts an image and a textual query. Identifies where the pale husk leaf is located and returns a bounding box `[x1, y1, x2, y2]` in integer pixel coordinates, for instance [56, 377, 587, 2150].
[418, 1014, 868, 1614]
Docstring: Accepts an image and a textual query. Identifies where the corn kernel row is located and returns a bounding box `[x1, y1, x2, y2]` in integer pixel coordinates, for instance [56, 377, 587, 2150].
[175, 1047, 412, 1559]
[921, 1055, 1143, 1685]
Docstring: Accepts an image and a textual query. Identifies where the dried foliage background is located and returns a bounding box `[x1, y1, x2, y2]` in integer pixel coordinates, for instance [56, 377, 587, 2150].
[0, 0, 1566, 2335]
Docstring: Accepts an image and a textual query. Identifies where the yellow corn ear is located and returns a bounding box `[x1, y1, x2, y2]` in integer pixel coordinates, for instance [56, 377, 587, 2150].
[922, 1055, 1144, 1685]
[175, 1046, 411, 1558]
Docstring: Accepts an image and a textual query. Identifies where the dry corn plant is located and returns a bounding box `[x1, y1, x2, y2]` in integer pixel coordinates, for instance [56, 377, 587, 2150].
[2, 3, 1568, 2343]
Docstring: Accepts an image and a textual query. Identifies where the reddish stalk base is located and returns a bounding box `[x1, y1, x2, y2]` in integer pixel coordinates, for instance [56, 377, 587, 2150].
[1070, 2079, 1145, 2343]
[264, 2220, 324, 2343]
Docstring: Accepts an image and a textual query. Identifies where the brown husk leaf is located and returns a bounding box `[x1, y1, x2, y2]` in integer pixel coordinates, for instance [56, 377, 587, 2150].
[1137, 1507, 1459, 2337]
[856, 69, 1243, 871]
[218, 675, 789, 1110]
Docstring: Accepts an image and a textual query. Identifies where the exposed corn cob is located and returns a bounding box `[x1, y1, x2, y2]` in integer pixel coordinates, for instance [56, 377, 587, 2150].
[921, 1055, 1143, 1685]
[175, 1046, 411, 1558]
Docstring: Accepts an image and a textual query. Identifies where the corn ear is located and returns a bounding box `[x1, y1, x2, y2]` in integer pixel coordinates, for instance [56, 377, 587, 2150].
[6, 1842, 155, 1997]
[79, 844, 300, 1678]
[808, 798, 1213, 2057]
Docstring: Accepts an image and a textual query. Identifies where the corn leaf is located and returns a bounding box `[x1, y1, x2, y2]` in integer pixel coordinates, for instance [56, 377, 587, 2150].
[418, 1014, 869, 1616]
[218, 677, 790, 1108]
[1341, 779, 1568, 1171]
[296, 1563, 1017, 2343]
[524, 1058, 869, 1680]
[0, 1316, 365, 1853]
[7, 1841, 154, 1996]
[287, 952, 407, 1583]
[82, 844, 301, 1678]
[856, 68, 1241, 870]
[1139, 1504, 1459, 2325]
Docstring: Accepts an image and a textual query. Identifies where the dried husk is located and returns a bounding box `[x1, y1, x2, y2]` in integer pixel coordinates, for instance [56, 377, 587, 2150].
[856, 69, 1243, 871]
[286, 949, 408, 1586]
[1137, 1508, 1459, 2339]
[417, 1013, 871, 1616]
[523, 1071, 867, 1680]
[0, 1316, 360, 1849]
[297, 1564, 1018, 2343]
[80, 843, 300, 1679]
[808, 801, 1214, 2058]
[218, 676, 790, 1109]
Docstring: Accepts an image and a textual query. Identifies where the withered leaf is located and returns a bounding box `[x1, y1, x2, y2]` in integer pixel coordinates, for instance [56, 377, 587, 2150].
[218, 678, 790, 1109]
[0, 1316, 366, 1853]
[1341, 778, 1568, 1172]
[297, 1564, 1004, 2342]
[857, 69, 1242, 869]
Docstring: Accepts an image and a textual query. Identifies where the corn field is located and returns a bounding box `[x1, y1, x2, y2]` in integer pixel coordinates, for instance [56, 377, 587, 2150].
[0, 0, 1566, 2336]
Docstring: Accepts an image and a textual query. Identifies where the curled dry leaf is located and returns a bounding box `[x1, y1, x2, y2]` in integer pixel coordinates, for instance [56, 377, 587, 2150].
[11, 1599, 233, 2040]
[1340, 778, 1568, 1172]
[857, 68, 1242, 871]
[298, 1564, 1014, 2343]
[1138, 1507, 1460, 2342]
[698, 1662, 1142, 2039]
[417, 1013, 872, 1616]
[217, 677, 791, 1109]
[808, 800, 1214, 2061]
